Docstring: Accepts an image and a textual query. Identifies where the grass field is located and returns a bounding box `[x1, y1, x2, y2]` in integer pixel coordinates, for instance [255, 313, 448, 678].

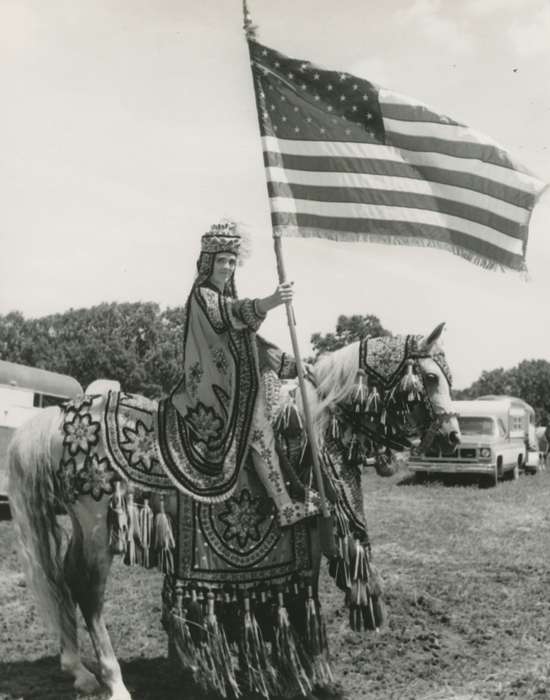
[1, 465, 550, 700]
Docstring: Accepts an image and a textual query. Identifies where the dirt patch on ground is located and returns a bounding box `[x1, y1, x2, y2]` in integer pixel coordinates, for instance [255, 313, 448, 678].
[1, 468, 550, 699]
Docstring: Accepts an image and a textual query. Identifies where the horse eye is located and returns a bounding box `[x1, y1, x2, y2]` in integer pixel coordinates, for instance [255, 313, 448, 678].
[425, 373, 438, 383]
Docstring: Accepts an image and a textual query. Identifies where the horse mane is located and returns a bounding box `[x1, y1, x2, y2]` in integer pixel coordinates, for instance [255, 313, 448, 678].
[293, 341, 361, 440]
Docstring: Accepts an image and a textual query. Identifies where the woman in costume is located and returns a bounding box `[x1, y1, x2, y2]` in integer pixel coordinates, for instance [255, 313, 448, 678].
[170, 220, 319, 526]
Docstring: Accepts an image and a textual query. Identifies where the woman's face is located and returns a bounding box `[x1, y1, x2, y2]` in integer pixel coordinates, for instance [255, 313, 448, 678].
[210, 252, 237, 290]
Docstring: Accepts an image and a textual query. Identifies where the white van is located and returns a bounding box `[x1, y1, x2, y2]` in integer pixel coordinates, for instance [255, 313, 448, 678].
[476, 395, 542, 473]
[408, 397, 534, 486]
[0, 360, 83, 502]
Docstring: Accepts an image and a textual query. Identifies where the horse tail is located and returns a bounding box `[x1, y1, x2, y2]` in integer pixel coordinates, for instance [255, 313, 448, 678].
[7, 407, 75, 642]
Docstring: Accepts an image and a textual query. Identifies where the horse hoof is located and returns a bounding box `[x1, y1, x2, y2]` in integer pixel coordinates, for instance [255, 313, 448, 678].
[74, 670, 102, 695]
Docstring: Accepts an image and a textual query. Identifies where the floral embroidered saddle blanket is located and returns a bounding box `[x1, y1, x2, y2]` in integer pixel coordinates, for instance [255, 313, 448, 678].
[58, 390, 278, 502]
[58, 390, 313, 589]
[174, 457, 313, 588]
[59, 391, 174, 500]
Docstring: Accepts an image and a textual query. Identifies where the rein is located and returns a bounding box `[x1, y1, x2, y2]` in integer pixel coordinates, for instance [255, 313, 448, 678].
[305, 354, 451, 464]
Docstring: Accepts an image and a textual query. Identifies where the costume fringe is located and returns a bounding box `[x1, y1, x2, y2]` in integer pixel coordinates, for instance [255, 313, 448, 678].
[164, 579, 339, 698]
[139, 497, 154, 568]
[239, 596, 278, 698]
[274, 389, 303, 439]
[107, 491, 175, 572]
[154, 495, 175, 575]
[348, 539, 386, 632]
[108, 482, 128, 554]
[204, 593, 241, 698]
[170, 584, 203, 677]
[399, 360, 423, 402]
[304, 586, 333, 687]
[123, 491, 142, 566]
[273, 592, 312, 697]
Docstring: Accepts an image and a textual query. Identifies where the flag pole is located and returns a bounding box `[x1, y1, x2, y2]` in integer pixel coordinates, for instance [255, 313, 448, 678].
[273, 237, 335, 525]
[243, 1, 337, 557]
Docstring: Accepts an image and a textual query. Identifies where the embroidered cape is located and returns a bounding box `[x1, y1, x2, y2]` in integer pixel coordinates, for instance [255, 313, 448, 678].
[169, 254, 296, 501]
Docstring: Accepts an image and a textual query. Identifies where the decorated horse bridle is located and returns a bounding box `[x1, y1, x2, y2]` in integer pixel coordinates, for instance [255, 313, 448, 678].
[323, 335, 456, 464]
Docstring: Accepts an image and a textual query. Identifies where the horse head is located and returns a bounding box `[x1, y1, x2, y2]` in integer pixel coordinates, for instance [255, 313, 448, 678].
[406, 322, 461, 451]
[305, 322, 460, 462]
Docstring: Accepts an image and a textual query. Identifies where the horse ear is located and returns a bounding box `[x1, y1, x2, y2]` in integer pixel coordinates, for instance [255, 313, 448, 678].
[420, 322, 446, 352]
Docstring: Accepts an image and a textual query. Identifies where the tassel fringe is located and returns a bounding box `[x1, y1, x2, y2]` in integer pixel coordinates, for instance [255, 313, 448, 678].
[240, 596, 279, 698]
[273, 592, 312, 697]
[108, 491, 175, 573]
[166, 582, 337, 699]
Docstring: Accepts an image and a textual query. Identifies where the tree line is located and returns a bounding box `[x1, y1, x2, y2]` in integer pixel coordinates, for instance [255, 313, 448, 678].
[1, 304, 549, 423]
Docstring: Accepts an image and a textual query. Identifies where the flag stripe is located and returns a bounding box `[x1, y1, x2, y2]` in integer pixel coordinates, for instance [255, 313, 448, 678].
[384, 117, 504, 148]
[263, 151, 536, 210]
[268, 197, 524, 255]
[271, 212, 524, 270]
[267, 181, 524, 238]
[385, 130, 523, 170]
[265, 166, 529, 224]
[379, 102, 462, 126]
[262, 137, 542, 196]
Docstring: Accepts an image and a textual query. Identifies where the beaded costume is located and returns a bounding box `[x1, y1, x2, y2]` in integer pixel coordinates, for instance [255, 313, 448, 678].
[170, 221, 319, 524]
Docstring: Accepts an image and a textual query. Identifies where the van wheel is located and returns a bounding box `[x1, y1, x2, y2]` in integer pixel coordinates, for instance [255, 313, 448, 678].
[491, 459, 503, 487]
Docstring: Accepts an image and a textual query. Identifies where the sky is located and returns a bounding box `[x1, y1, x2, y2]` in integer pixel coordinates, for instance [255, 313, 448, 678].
[0, 0, 549, 389]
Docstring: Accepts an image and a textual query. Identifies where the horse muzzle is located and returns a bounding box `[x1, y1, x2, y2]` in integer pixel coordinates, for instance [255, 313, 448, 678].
[448, 430, 461, 446]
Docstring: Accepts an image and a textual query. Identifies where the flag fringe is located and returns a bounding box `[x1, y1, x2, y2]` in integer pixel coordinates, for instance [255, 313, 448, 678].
[274, 225, 529, 276]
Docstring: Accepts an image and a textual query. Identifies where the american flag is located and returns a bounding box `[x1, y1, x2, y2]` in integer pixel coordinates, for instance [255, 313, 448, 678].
[248, 40, 547, 272]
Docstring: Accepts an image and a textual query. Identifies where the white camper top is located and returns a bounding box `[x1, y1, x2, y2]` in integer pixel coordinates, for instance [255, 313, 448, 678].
[453, 400, 515, 418]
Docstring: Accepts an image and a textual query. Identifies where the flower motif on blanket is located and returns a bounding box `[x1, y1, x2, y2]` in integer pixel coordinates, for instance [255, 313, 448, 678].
[218, 488, 266, 548]
[120, 419, 157, 472]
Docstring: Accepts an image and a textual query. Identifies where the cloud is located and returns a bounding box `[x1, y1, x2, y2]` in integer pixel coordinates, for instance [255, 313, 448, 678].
[394, 0, 473, 55]
[508, 5, 550, 56]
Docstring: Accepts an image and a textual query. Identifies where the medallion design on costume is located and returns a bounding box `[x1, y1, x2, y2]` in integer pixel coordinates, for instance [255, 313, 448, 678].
[187, 362, 203, 398]
[120, 420, 157, 472]
[185, 402, 224, 446]
[218, 488, 266, 548]
[210, 345, 229, 375]
[179, 463, 310, 576]
[78, 454, 117, 501]
[62, 413, 100, 456]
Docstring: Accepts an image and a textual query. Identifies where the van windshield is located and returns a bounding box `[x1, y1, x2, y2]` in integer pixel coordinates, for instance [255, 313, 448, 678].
[458, 416, 496, 436]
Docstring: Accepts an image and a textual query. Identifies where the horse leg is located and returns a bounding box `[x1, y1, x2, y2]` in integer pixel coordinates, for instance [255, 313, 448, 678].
[66, 495, 132, 700]
[58, 525, 103, 695]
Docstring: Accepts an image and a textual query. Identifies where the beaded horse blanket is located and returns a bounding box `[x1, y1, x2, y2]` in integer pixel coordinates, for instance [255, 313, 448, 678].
[58, 390, 267, 501]
[58, 392, 173, 502]
[174, 458, 313, 588]
[57, 390, 314, 588]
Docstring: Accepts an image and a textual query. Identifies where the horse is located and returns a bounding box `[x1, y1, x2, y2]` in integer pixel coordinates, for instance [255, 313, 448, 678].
[7, 323, 460, 700]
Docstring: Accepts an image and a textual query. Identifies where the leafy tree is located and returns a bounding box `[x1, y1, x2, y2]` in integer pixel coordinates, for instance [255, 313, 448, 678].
[454, 359, 550, 425]
[0, 302, 186, 399]
[310, 314, 391, 358]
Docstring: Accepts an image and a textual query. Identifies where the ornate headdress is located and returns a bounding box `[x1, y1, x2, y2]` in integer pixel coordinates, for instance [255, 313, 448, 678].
[200, 220, 241, 255]
[195, 219, 251, 295]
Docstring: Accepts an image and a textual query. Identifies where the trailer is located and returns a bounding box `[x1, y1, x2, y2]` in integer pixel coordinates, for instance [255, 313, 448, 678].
[0, 360, 83, 504]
